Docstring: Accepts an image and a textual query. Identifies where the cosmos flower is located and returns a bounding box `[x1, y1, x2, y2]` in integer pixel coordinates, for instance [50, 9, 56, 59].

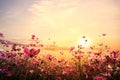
[59, 50, 64, 55]
[46, 54, 53, 60]
[31, 34, 35, 40]
[69, 46, 75, 52]
[29, 70, 34, 74]
[102, 34, 106, 36]
[0, 51, 3, 59]
[24, 47, 40, 58]
[56, 77, 62, 80]
[6, 52, 16, 58]
[93, 75, 106, 80]
[82, 36, 86, 39]
[0, 32, 3, 37]
[12, 44, 17, 51]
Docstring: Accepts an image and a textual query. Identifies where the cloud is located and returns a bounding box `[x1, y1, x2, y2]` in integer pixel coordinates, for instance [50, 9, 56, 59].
[29, 0, 79, 14]
[28, 0, 120, 34]
[28, 0, 80, 28]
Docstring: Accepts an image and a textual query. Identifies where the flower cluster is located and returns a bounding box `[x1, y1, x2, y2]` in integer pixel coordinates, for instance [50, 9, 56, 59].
[0, 32, 120, 80]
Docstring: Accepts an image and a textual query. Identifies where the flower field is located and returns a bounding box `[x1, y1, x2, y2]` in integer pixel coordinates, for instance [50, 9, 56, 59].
[0, 32, 120, 80]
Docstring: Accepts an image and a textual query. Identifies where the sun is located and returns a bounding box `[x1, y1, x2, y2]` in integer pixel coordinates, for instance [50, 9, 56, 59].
[79, 38, 87, 45]
[77, 36, 91, 47]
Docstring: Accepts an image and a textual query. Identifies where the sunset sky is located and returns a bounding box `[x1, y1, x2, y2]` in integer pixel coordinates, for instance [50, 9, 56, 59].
[0, 0, 120, 49]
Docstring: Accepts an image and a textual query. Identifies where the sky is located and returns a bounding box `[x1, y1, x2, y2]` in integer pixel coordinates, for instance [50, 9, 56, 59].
[0, 0, 120, 49]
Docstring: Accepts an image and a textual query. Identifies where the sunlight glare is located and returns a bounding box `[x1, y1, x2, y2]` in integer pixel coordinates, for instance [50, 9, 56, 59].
[78, 37, 91, 47]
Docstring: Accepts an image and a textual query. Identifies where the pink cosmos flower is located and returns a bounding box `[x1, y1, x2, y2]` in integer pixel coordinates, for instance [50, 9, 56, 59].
[0, 32, 3, 37]
[31, 34, 35, 40]
[39, 44, 44, 47]
[78, 45, 83, 49]
[62, 71, 67, 75]
[6, 52, 16, 58]
[102, 34, 106, 36]
[69, 46, 75, 52]
[41, 69, 48, 74]
[36, 37, 39, 40]
[56, 77, 62, 80]
[93, 75, 106, 80]
[60, 51, 64, 55]
[12, 44, 17, 51]
[29, 44, 36, 47]
[0, 51, 3, 59]
[85, 39, 87, 42]
[53, 41, 56, 44]
[29, 70, 34, 74]
[46, 54, 53, 60]
[24, 47, 40, 58]
[7, 71, 12, 77]
[1, 40, 9, 47]
[110, 50, 119, 59]
[82, 36, 86, 38]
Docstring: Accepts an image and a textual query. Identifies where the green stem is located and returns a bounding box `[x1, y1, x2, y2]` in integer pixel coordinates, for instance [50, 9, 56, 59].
[25, 70, 28, 80]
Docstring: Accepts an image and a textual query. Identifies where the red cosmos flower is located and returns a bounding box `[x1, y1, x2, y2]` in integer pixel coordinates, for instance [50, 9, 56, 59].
[24, 47, 40, 58]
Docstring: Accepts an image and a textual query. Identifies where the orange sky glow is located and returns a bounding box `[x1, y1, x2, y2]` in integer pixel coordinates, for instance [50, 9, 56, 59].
[0, 0, 120, 50]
